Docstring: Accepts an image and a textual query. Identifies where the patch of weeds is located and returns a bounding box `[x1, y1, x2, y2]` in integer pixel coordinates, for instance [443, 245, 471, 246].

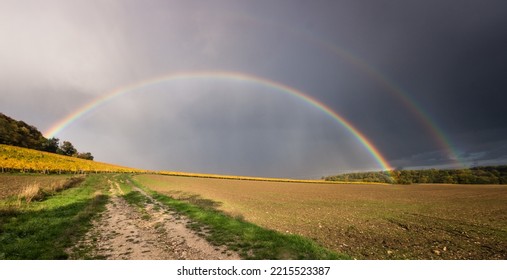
[15, 176, 86, 204]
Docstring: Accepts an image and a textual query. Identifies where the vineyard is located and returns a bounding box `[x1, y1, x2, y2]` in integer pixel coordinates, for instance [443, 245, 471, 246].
[0, 144, 147, 174]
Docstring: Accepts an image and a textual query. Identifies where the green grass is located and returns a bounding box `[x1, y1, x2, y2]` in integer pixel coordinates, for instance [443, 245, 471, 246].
[0, 174, 108, 259]
[130, 177, 350, 260]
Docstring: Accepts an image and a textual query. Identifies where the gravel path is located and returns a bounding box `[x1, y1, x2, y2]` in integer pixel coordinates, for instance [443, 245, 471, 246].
[69, 178, 239, 260]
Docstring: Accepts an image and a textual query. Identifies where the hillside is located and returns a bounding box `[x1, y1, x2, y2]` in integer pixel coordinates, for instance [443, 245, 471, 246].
[0, 112, 93, 159]
[0, 113, 46, 150]
[0, 144, 146, 174]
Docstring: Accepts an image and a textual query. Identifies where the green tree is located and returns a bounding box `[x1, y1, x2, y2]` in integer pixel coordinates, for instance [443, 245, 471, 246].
[42, 137, 60, 153]
[58, 141, 77, 156]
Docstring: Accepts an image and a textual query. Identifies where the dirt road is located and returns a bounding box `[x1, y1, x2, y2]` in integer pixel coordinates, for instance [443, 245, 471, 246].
[69, 178, 239, 260]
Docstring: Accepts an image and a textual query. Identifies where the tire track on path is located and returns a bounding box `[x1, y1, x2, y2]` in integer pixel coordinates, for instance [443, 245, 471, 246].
[69, 177, 239, 260]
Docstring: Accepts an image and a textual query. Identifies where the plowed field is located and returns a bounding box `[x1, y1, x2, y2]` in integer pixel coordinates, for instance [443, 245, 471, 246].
[135, 174, 507, 259]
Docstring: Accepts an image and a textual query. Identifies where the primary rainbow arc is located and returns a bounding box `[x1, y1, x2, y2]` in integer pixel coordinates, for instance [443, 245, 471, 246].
[44, 71, 393, 171]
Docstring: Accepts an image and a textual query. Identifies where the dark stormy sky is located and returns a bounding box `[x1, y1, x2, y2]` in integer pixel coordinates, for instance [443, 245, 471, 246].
[1, 0, 506, 178]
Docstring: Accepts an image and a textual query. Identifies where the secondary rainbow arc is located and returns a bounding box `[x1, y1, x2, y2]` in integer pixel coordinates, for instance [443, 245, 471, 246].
[44, 71, 393, 171]
[320, 44, 462, 165]
[220, 12, 462, 166]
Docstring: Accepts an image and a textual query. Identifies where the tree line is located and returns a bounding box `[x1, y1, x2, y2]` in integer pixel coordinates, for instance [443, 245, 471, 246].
[324, 166, 507, 184]
[0, 112, 93, 160]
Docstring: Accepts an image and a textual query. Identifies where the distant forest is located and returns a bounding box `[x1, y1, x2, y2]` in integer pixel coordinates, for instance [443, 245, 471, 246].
[0, 112, 93, 160]
[324, 166, 507, 184]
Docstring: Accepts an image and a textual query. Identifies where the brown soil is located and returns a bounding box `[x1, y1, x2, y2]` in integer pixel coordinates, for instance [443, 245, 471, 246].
[137, 174, 507, 260]
[69, 178, 239, 260]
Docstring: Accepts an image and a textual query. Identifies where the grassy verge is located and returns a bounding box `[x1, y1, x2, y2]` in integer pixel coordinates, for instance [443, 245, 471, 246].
[0, 174, 109, 259]
[131, 177, 350, 260]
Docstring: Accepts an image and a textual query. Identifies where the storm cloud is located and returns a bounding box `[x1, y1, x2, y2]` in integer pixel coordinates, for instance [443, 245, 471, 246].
[1, 0, 507, 178]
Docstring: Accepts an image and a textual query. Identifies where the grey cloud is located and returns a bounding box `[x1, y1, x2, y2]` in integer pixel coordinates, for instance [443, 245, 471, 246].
[1, 0, 507, 177]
